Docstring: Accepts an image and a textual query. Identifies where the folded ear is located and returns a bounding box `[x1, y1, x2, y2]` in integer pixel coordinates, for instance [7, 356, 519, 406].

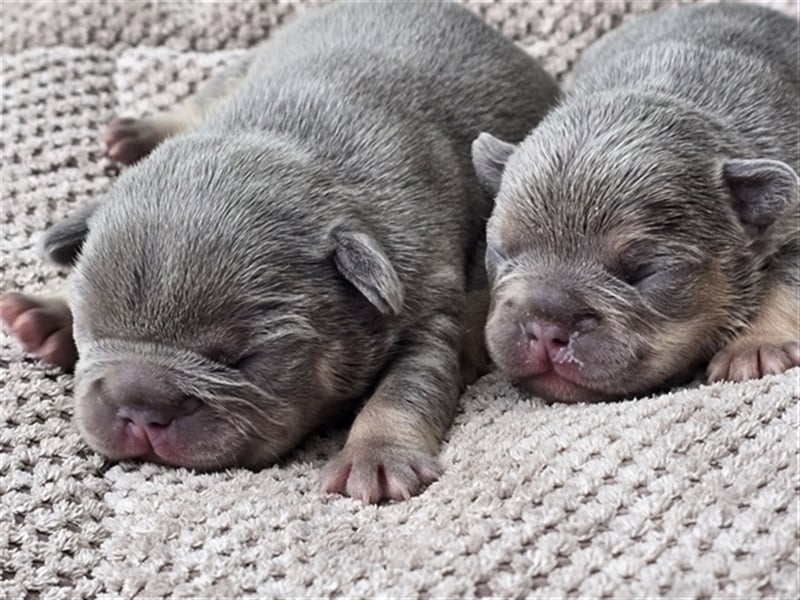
[471, 132, 517, 196]
[331, 227, 404, 315]
[723, 158, 799, 236]
[39, 202, 100, 265]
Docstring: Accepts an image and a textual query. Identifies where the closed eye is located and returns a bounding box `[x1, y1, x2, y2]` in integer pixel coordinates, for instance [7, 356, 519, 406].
[624, 262, 698, 295]
[623, 264, 659, 287]
[202, 348, 234, 366]
[201, 348, 259, 370]
[231, 352, 264, 372]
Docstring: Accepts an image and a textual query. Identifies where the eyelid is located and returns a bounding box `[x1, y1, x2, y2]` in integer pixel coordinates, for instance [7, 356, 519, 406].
[625, 264, 659, 286]
[232, 352, 263, 371]
[203, 349, 234, 366]
[202, 348, 256, 369]
[629, 261, 696, 291]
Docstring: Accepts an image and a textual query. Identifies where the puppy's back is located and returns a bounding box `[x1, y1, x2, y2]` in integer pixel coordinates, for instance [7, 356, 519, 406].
[577, 3, 798, 81]
[207, 2, 558, 151]
[572, 3, 799, 168]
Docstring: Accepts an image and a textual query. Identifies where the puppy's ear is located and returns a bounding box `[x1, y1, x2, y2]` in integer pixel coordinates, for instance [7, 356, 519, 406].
[39, 202, 100, 265]
[331, 227, 404, 315]
[471, 132, 517, 196]
[723, 158, 798, 235]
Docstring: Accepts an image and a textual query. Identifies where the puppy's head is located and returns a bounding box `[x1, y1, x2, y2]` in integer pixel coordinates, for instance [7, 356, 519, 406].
[473, 93, 798, 402]
[69, 135, 402, 469]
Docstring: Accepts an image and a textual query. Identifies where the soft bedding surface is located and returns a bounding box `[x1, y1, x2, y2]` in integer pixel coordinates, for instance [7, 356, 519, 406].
[1, 1, 798, 597]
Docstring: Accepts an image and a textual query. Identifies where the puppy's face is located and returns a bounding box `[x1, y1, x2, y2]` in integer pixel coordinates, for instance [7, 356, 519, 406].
[69, 136, 402, 469]
[473, 96, 798, 402]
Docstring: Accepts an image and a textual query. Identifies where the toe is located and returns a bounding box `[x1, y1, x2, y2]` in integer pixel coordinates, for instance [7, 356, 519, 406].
[411, 456, 443, 485]
[107, 138, 148, 165]
[40, 328, 78, 370]
[783, 341, 800, 366]
[384, 465, 423, 501]
[706, 349, 733, 383]
[345, 462, 383, 504]
[759, 345, 792, 376]
[104, 117, 161, 164]
[319, 459, 352, 495]
[12, 308, 62, 351]
[0, 292, 39, 327]
[727, 347, 760, 382]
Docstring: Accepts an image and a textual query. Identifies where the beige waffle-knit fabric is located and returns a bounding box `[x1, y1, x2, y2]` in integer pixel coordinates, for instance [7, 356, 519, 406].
[1, 1, 799, 597]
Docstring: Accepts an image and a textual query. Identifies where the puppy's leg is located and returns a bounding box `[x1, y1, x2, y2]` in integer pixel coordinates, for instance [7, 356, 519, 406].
[0, 293, 76, 370]
[707, 281, 800, 382]
[106, 54, 253, 164]
[320, 306, 465, 504]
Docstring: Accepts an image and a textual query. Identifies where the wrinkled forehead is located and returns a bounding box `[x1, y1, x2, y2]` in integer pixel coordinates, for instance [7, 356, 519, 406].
[69, 239, 320, 350]
[492, 184, 649, 255]
[493, 146, 715, 257]
[492, 198, 713, 276]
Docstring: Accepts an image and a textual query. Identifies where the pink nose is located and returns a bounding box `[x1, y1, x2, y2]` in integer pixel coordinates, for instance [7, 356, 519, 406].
[524, 320, 572, 358]
[117, 398, 200, 447]
[117, 398, 200, 443]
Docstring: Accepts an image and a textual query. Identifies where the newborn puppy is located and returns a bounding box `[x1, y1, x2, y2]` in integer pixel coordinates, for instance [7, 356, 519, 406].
[1, 2, 560, 501]
[472, 2, 799, 403]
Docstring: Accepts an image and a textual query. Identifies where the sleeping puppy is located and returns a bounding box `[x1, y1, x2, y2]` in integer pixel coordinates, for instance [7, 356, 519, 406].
[472, 2, 799, 403]
[0, 2, 560, 502]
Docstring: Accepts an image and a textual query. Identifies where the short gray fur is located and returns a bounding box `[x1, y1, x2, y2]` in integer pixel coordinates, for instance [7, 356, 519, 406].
[473, 2, 799, 401]
[49, 1, 560, 496]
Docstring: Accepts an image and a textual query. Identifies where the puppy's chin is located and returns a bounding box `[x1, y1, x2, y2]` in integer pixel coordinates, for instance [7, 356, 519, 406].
[515, 365, 678, 404]
[513, 372, 621, 404]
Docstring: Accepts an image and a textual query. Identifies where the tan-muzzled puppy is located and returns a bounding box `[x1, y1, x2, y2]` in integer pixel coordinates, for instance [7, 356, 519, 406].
[1, 2, 560, 502]
[472, 3, 799, 403]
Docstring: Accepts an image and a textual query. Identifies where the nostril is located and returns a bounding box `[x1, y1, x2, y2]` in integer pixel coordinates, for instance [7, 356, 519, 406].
[117, 398, 201, 430]
[123, 419, 148, 445]
[117, 405, 173, 428]
[524, 320, 571, 347]
[524, 321, 543, 341]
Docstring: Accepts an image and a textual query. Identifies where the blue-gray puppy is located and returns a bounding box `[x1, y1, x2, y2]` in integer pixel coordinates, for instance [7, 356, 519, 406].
[1, 2, 559, 502]
[472, 2, 799, 403]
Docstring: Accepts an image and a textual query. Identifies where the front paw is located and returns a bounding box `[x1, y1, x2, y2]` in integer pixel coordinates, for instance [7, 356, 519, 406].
[707, 341, 800, 383]
[320, 439, 442, 504]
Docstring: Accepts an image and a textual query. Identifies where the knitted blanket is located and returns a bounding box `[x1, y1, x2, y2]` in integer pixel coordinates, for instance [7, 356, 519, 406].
[2, 1, 798, 597]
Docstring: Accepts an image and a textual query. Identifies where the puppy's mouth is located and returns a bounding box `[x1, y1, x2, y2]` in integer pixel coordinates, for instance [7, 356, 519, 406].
[120, 417, 199, 467]
[516, 369, 612, 404]
[75, 390, 244, 471]
[488, 319, 631, 403]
